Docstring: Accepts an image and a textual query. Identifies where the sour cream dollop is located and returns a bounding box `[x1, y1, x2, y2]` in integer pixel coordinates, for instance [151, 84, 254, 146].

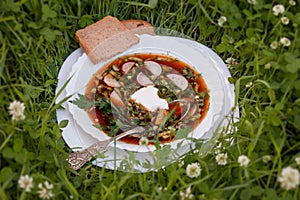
[130, 86, 169, 112]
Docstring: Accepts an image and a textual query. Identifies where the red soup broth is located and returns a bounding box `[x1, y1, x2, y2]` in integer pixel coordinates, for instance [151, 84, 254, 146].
[85, 53, 210, 145]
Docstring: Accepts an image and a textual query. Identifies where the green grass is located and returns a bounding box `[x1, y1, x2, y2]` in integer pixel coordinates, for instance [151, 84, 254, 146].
[1, 0, 300, 199]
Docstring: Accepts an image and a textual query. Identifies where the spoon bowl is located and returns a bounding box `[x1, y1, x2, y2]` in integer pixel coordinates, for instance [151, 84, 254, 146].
[168, 98, 191, 120]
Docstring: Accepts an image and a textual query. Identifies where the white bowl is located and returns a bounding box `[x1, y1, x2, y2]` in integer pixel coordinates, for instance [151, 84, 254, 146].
[65, 35, 226, 153]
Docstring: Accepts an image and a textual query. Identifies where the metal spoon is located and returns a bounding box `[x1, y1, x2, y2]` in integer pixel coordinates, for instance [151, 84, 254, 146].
[168, 99, 191, 120]
[66, 126, 145, 170]
[66, 99, 191, 170]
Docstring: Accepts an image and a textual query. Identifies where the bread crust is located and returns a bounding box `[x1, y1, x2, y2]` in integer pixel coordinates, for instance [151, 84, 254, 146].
[121, 19, 155, 35]
[76, 16, 140, 64]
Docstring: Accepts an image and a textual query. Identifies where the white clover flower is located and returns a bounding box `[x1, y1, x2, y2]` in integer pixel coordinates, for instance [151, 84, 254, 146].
[218, 16, 227, 26]
[272, 4, 285, 16]
[139, 137, 149, 146]
[186, 162, 201, 178]
[280, 37, 291, 47]
[225, 57, 238, 68]
[238, 155, 250, 167]
[225, 57, 235, 64]
[179, 186, 194, 200]
[245, 82, 253, 88]
[8, 100, 26, 121]
[228, 37, 235, 44]
[278, 166, 300, 190]
[295, 157, 300, 165]
[264, 63, 271, 69]
[38, 181, 54, 199]
[216, 153, 228, 166]
[247, 0, 257, 5]
[270, 41, 278, 50]
[262, 155, 272, 163]
[281, 16, 290, 25]
[289, 0, 296, 6]
[18, 175, 34, 192]
[12, 113, 26, 121]
[158, 186, 167, 191]
[44, 181, 53, 190]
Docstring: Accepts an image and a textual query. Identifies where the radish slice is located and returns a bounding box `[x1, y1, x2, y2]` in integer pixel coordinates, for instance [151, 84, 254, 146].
[110, 90, 125, 108]
[144, 61, 162, 78]
[122, 62, 135, 74]
[166, 74, 188, 90]
[104, 74, 121, 87]
[136, 72, 154, 86]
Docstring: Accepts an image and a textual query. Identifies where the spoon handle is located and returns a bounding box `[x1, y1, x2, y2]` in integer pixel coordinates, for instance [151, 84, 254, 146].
[66, 126, 144, 170]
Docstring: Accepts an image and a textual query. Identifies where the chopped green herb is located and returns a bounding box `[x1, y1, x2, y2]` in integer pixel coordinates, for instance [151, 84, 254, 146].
[95, 98, 112, 116]
[71, 94, 93, 110]
[93, 124, 106, 131]
[175, 126, 191, 139]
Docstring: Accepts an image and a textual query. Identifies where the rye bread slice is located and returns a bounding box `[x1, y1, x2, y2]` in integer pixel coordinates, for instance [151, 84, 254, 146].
[76, 16, 140, 64]
[121, 19, 155, 35]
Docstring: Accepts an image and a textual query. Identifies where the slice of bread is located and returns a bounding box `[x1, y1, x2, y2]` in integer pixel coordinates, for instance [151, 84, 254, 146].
[121, 19, 155, 35]
[76, 16, 140, 64]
